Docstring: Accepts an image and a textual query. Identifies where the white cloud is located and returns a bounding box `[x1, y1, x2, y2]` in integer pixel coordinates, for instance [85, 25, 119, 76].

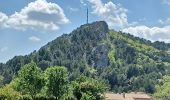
[0, 47, 8, 53]
[0, 12, 8, 28]
[159, 18, 170, 25]
[29, 36, 41, 42]
[80, 0, 87, 6]
[0, 0, 70, 31]
[123, 17, 170, 43]
[87, 0, 128, 29]
[163, 0, 170, 5]
[68, 7, 79, 12]
[122, 25, 170, 43]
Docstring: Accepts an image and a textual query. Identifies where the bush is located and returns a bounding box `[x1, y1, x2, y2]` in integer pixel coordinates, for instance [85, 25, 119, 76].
[0, 84, 22, 100]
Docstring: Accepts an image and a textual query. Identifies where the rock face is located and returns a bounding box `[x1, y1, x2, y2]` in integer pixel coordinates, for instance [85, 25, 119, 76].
[84, 21, 109, 40]
[71, 21, 109, 41]
[69, 21, 109, 68]
[92, 44, 109, 67]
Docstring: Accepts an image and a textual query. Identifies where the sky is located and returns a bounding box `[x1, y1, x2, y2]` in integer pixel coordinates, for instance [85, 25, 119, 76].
[0, 0, 170, 63]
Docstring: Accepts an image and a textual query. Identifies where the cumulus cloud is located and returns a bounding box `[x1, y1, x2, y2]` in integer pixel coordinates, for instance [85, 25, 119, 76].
[29, 36, 41, 42]
[122, 25, 170, 43]
[0, 0, 70, 31]
[0, 12, 8, 28]
[87, 0, 128, 29]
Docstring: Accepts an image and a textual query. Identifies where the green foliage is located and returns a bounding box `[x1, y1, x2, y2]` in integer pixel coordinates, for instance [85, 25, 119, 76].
[80, 93, 96, 100]
[16, 63, 44, 99]
[0, 84, 22, 100]
[108, 45, 116, 66]
[101, 30, 169, 93]
[0, 75, 4, 88]
[127, 65, 142, 78]
[72, 76, 108, 100]
[45, 66, 69, 100]
[154, 76, 170, 100]
[0, 63, 108, 100]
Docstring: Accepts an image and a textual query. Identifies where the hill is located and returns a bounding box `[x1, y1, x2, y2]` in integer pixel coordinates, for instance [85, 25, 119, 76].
[1, 21, 170, 93]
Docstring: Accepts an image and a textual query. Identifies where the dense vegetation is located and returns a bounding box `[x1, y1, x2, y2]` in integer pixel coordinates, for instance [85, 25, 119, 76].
[154, 76, 170, 100]
[1, 21, 170, 99]
[0, 63, 107, 100]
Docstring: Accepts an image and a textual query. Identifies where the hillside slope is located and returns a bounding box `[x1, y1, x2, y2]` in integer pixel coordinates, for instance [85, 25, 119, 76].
[1, 21, 170, 93]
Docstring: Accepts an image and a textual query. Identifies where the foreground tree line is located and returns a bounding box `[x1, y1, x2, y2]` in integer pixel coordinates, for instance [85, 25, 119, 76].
[0, 62, 108, 100]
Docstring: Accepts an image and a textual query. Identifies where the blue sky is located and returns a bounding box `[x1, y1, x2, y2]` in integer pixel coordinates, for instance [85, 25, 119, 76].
[0, 0, 170, 63]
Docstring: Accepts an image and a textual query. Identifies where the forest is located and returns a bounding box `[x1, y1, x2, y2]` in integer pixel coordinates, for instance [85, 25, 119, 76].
[0, 21, 170, 99]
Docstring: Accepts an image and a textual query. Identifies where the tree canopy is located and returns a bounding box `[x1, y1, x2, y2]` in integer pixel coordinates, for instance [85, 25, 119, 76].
[45, 66, 69, 99]
[0, 63, 108, 100]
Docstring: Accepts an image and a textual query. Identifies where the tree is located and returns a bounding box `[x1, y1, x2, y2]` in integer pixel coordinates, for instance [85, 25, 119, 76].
[0, 84, 22, 100]
[107, 69, 118, 89]
[72, 76, 107, 100]
[154, 76, 170, 100]
[80, 93, 96, 100]
[0, 75, 4, 88]
[16, 62, 44, 99]
[127, 65, 141, 79]
[45, 66, 69, 99]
